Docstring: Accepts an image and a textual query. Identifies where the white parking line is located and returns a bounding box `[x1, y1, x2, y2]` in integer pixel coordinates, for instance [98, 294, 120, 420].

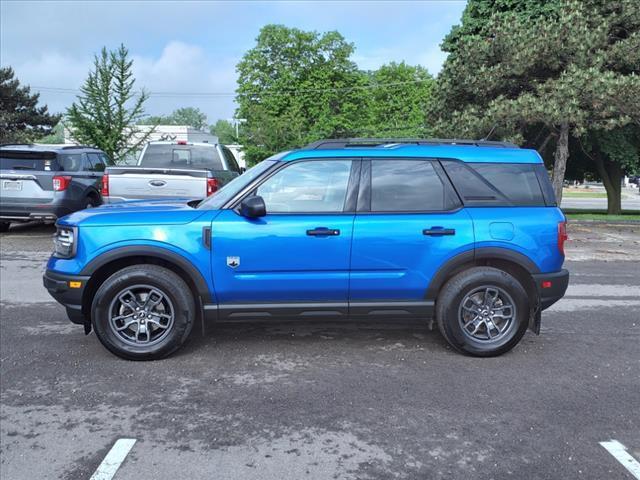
[90, 438, 137, 480]
[600, 440, 640, 479]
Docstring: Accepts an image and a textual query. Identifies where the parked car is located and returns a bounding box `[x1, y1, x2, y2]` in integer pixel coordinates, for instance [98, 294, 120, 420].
[0, 144, 112, 231]
[44, 138, 569, 360]
[102, 141, 242, 203]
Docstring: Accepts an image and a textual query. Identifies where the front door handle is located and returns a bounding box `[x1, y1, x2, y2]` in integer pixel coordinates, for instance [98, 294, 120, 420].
[423, 227, 456, 236]
[307, 227, 340, 236]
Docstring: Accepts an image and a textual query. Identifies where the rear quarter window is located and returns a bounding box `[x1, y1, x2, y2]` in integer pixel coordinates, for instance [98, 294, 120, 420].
[441, 160, 548, 206]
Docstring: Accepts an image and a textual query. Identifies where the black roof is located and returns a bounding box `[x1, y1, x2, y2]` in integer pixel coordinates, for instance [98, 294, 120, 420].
[0, 144, 102, 153]
[303, 138, 519, 150]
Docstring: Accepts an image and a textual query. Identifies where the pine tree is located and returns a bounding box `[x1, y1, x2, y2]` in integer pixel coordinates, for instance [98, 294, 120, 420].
[0, 67, 60, 144]
[66, 44, 153, 162]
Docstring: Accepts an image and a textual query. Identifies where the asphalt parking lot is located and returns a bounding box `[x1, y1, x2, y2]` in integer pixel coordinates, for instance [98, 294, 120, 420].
[1, 222, 639, 479]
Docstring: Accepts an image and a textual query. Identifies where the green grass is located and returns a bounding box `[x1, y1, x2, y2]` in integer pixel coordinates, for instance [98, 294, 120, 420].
[562, 190, 608, 198]
[563, 209, 640, 221]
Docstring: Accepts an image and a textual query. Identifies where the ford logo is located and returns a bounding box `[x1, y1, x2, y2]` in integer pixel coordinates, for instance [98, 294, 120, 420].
[149, 180, 166, 187]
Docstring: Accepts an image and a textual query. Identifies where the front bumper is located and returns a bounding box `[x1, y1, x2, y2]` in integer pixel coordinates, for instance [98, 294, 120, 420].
[43, 269, 90, 325]
[533, 269, 570, 310]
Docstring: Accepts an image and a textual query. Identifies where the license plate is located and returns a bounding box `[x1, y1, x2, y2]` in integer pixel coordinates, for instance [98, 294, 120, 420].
[2, 180, 22, 191]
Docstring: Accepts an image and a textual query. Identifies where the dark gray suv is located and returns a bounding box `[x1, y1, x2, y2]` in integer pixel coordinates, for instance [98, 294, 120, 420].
[0, 144, 113, 231]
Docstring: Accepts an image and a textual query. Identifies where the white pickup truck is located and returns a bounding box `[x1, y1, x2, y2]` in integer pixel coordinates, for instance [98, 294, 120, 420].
[102, 141, 242, 202]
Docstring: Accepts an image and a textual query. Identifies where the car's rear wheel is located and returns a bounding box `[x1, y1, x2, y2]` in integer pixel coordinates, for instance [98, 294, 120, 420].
[0, 222, 10, 232]
[92, 265, 195, 360]
[436, 267, 529, 357]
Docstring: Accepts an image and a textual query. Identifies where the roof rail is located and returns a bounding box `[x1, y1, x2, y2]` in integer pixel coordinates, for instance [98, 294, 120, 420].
[61, 145, 94, 150]
[303, 138, 519, 150]
[0, 143, 35, 148]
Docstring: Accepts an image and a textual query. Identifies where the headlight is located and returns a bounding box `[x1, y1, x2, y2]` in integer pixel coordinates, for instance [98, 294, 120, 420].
[53, 226, 77, 258]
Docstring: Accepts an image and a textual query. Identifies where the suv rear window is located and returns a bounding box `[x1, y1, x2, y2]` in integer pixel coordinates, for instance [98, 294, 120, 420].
[441, 161, 552, 206]
[140, 145, 223, 170]
[0, 151, 57, 171]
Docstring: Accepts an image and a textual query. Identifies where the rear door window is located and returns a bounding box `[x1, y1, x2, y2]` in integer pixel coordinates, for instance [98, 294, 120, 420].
[87, 153, 107, 172]
[140, 144, 223, 170]
[441, 161, 547, 206]
[370, 160, 459, 212]
[58, 153, 84, 172]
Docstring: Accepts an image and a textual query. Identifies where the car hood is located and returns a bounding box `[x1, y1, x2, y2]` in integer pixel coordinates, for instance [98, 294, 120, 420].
[58, 199, 212, 227]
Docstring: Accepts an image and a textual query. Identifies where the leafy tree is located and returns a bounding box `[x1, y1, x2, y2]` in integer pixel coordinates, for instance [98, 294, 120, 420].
[141, 107, 208, 130]
[236, 25, 371, 165]
[429, 0, 640, 204]
[38, 121, 65, 144]
[66, 45, 153, 163]
[210, 119, 238, 144]
[0, 66, 60, 144]
[365, 62, 434, 138]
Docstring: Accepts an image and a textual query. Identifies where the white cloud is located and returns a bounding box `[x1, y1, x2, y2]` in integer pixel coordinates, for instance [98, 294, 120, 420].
[5, 42, 240, 122]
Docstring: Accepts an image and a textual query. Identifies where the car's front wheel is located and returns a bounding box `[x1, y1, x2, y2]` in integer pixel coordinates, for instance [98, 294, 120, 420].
[92, 265, 195, 360]
[436, 267, 529, 357]
[0, 221, 10, 232]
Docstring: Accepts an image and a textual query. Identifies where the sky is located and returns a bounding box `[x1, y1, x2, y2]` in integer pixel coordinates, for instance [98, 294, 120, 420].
[0, 0, 467, 124]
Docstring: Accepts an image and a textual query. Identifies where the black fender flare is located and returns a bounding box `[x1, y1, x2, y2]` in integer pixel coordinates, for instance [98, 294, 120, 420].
[425, 247, 540, 301]
[80, 245, 212, 303]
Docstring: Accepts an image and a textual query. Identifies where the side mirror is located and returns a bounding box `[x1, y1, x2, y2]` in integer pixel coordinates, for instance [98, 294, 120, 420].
[239, 195, 266, 218]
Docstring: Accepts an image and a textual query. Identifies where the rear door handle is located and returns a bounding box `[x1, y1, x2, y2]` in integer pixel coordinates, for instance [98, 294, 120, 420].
[307, 227, 340, 236]
[423, 227, 456, 236]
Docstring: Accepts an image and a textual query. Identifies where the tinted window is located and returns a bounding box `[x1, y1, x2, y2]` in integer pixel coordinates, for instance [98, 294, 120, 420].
[87, 152, 108, 172]
[58, 153, 83, 172]
[442, 161, 545, 206]
[0, 151, 57, 171]
[371, 160, 451, 212]
[256, 160, 351, 213]
[140, 144, 223, 170]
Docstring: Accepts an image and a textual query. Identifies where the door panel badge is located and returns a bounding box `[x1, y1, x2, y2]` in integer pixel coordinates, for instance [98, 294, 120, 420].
[226, 256, 240, 268]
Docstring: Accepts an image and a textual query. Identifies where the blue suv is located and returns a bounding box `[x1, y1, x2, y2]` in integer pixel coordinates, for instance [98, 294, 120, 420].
[43, 139, 569, 360]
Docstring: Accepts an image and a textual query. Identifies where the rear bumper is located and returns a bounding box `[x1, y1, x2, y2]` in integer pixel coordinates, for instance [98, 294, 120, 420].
[533, 269, 570, 310]
[0, 200, 76, 222]
[43, 269, 90, 324]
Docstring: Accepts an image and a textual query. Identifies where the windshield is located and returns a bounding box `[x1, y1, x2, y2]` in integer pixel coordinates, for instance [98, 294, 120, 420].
[140, 144, 224, 170]
[197, 160, 277, 209]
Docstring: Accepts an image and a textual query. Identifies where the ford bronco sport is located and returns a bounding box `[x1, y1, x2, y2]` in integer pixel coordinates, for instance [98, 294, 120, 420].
[43, 139, 569, 360]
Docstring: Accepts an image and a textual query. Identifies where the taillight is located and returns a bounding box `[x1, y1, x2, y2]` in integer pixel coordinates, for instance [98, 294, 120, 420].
[558, 221, 568, 256]
[207, 178, 219, 196]
[52, 176, 71, 191]
[177, 140, 187, 145]
[101, 174, 109, 196]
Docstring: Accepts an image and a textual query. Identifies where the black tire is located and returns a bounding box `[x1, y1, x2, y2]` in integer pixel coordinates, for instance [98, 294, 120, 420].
[436, 267, 529, 357]
[91, 265, 195, 360]
[0, 222, 10, 233]
[85, 195, 99, 209]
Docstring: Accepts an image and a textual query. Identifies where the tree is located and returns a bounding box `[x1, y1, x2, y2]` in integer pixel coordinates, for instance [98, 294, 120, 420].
[210, 119, 237, 144]
[141, 107, 208, 130]
[429, 0, 640, 204]
[236, 25, 371, 165]
[0, 67, 60, 144]
[38, 121, 65, 144]
[366, 62, 434, 138]
[66, 45, 153, 163]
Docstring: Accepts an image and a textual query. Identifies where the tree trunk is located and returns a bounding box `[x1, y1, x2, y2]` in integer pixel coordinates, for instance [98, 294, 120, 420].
[551, 122, 569, 204]
[592, 151, 623, 215]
